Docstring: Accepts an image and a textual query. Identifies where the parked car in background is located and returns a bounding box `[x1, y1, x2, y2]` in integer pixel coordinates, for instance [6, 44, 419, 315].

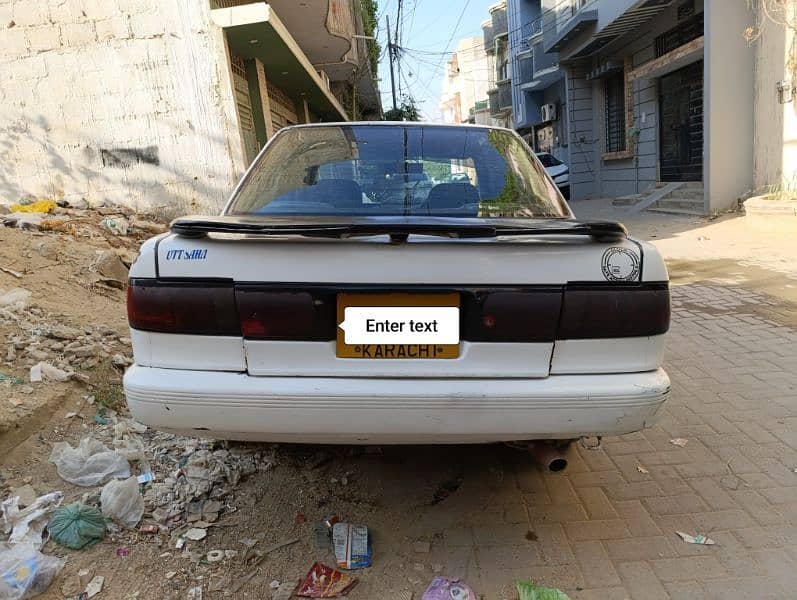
[536, 152, 570, 199]
[124, 123, 670, 447]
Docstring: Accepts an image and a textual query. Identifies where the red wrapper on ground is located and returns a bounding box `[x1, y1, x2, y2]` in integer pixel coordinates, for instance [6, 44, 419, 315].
[296, 562, 358, 598]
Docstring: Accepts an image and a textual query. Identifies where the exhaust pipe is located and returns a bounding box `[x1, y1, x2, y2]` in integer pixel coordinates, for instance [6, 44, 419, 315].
[528, 443, 568, 472]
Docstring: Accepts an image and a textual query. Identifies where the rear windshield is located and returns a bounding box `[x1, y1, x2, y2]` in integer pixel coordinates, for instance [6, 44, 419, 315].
[535, 153, 562, 168]
[227, 125, 569, 219]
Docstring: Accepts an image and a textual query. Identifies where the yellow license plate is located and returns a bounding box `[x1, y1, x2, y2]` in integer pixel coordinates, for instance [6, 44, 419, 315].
[336, 292, 460, 359]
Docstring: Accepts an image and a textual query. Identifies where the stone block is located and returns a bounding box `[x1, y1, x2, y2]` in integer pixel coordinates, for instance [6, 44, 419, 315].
[12, 2, 50, 27]
[27, 24, 61, 53]
[95, 16, 130, 41]
[61, 21, 95, 46]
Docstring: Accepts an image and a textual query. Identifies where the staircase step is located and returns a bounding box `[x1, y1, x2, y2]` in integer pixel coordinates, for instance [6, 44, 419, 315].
[655, 197, 704, 210]
[648, 206, 705, 216]
[612, 194, 643, 206]
[673, 189, 704, 201]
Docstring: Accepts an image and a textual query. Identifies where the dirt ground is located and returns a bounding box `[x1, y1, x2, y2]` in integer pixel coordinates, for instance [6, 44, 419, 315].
[2, 205, 797, 600]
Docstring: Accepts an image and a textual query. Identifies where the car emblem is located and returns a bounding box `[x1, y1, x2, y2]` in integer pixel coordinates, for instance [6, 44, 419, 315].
[601, 247, 640, 282]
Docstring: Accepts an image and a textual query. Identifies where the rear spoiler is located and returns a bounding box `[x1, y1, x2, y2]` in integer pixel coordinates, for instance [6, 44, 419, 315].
[170, 215, 628, 242]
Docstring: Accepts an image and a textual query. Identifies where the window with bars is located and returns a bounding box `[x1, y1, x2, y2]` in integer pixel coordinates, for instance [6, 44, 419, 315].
[605, 72, 626, 153]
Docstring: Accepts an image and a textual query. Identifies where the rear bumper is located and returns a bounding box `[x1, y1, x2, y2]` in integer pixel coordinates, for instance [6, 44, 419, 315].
[124, 366, 669, 443]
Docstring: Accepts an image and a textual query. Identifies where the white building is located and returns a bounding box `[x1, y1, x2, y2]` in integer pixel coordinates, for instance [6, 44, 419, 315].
[439, 36, 493, 125]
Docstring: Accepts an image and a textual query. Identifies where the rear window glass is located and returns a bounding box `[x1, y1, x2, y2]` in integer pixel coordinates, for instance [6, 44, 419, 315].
[535, 153, 562, 168]
[227, 125, 568, 219]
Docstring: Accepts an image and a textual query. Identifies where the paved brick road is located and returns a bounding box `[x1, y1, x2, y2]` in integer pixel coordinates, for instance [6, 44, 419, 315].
[438, 284, 797, 599]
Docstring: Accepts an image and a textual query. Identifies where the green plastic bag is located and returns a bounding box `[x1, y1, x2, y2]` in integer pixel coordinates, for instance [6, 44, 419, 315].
[517, 580, 571, 600]
[47, 503, 106, 549]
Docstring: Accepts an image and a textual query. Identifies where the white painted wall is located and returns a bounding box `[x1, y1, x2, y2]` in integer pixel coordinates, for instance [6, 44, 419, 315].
[0, 0, 245, 214]
[753, 3, 797, 193]
[704, 0, 754, 212]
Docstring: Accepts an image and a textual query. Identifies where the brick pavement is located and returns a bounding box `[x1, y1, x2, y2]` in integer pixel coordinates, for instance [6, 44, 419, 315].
[436, 284, 797, 599]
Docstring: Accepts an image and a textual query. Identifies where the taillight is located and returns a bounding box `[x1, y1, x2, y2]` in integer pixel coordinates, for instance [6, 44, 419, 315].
[559, 283, 670, 339]
[234, 287, 335, 340]
[462, 289, 562, 342]
[127, 280, 240, 335]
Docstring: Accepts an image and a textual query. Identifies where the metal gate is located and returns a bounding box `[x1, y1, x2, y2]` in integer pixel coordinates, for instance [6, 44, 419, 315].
[659, 60, 703, 182]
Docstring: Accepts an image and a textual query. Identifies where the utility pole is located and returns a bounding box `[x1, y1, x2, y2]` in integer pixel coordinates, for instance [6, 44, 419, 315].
[386, 15, 397, 111]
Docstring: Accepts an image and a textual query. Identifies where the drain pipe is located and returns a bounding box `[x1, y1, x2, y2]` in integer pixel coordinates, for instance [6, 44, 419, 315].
[528, 443, 568, 472]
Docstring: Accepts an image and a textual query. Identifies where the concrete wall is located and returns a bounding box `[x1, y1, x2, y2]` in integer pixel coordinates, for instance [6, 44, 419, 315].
[704, 0, 754, 212]
[0, 0, 245, 214]
[566, 63, 597, 199]
[752, 2, 797, 193]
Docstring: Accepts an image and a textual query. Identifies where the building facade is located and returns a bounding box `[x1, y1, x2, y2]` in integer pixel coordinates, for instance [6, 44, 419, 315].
[475, 0, 782, 214]
[507, 0, 568, 163]
[540, 0, 754, 213]
[439, 36, 492, 125]
[0, 0, 380, 214]
[485, 2, 514, 128]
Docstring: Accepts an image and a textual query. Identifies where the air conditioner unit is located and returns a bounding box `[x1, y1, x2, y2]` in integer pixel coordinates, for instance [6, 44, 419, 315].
[541, 103, 557, 122]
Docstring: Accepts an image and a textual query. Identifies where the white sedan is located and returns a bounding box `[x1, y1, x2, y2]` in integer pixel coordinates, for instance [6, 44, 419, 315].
[124, 123, 670, 445]
[536, 152, 570, 199]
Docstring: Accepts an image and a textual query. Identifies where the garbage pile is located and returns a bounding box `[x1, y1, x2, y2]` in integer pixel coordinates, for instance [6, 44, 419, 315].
[1, 408, 278, 599]
[0, 197, 167, 244]
[0, 285, 133, 387]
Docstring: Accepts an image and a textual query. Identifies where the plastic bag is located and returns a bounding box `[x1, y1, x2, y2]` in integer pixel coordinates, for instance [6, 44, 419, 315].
[9, 200, 56, 214]
[421, 577, 476, 600]
[101, 477, 144, 529]
[516, 581, 571, 600]
[0, 542, 64, 600]
[1, 492, 63, 547]
[49, 438, 130, 487]
[47, 503, 106, 550]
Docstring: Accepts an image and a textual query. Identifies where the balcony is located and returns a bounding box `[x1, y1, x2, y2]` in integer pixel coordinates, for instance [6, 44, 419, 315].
[533, 40, 558, 74]
[528, 15, 543, 40]
[543, 8, 597, 54]
[498, 80, 512, 110]
[487, 89, 498, 116]
[482, 20, 495, 54]
[211, 3, 347, 120]
[490, 3, 508, 38]
[488, 79, 512, 116]
[517, 51, 534, 84]
[655, 11, 704, 58]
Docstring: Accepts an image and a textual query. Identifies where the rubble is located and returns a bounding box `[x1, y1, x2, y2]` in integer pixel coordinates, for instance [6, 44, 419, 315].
[141, 438, 276, 526]
[85, 575, 105, 598]
[185, 528, 207, 541]
[95, 249, 129, 285]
